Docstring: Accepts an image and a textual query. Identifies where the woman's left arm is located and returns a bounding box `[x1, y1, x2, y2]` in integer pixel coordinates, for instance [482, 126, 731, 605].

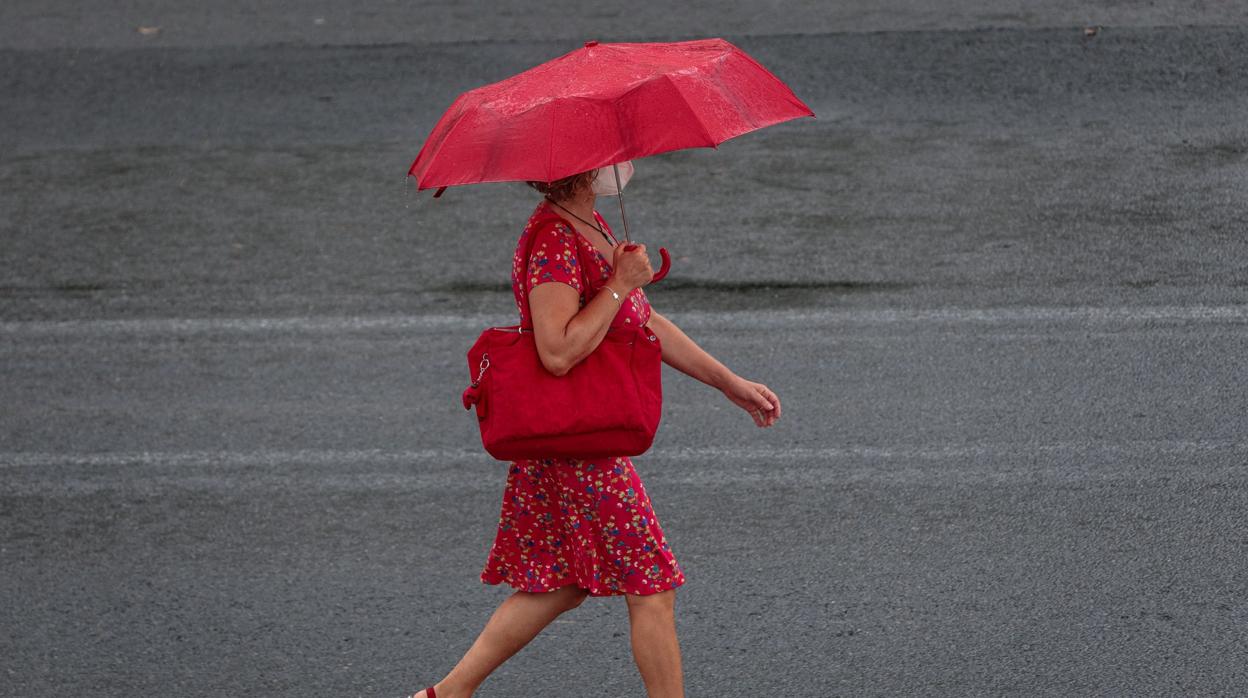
[647, 309, 781, 428]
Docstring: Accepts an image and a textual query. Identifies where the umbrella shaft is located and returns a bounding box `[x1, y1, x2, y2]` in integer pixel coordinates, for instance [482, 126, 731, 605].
[613, 163, 631, 243]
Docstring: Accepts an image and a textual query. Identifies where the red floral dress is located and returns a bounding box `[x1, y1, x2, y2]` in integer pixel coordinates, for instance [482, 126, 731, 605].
[479, 200, 686, 596]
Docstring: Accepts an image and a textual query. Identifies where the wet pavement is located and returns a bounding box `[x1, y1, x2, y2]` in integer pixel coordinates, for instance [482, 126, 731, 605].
[3, 3, 1248, 696]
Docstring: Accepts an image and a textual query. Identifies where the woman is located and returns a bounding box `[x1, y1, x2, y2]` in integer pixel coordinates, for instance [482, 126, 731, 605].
[408, 164, 781, 698]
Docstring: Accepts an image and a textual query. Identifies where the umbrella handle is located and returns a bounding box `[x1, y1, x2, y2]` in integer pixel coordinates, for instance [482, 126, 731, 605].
[622, 245, 672, 284]
[652, 247, 672, 283]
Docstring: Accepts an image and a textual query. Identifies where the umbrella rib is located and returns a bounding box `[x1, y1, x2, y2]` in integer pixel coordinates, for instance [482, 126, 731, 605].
[545, 101, 558, 183]
[723, 49, 816, 119]
[660, 74, 718, 146]
[411, 99, 474, 188]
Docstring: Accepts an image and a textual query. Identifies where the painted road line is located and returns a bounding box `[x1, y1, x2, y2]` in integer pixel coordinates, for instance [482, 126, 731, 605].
[2, 439, 1244, 469]
[2, 305, 1247, 339]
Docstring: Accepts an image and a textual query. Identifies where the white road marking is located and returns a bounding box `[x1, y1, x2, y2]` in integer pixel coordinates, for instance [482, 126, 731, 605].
[2, 439, 1243, 470]
[2, 305, 1247, 339]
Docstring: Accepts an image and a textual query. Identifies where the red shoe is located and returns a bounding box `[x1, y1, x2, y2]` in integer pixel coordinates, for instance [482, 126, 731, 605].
[404, 688, 436, 698]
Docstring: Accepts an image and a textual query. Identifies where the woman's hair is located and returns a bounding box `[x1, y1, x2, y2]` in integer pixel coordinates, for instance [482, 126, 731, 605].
[526, 170, 595, 202]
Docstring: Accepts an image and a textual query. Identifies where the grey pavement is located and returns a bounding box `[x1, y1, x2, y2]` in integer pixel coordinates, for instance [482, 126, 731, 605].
[3, 2, 1248, 697]
[2, 0, 1247, 49]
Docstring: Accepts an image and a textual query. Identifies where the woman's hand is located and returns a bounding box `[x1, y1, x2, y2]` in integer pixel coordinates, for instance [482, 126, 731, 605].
[721, 375, 781, 428]
[608, 243, 654, 291]
[645, 310, 781, 428]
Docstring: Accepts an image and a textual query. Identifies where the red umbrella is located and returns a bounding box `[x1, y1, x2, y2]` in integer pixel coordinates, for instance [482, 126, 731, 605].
[408, 38, 813, 279]
[409, 38, 814, 191]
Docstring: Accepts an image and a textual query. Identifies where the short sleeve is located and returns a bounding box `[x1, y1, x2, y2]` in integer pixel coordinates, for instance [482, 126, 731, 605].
[525, 221, 584, 296]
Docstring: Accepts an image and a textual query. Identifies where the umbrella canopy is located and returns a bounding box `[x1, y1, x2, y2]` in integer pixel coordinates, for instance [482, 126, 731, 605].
[408, 38, 814, 190]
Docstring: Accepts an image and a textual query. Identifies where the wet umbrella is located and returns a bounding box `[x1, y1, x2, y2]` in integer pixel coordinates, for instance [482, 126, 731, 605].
[407, 38, 814, 276]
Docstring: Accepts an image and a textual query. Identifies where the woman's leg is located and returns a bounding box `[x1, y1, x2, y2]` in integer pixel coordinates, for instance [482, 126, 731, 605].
[417, 584, 589, 698]
[625, 588, 684, 698]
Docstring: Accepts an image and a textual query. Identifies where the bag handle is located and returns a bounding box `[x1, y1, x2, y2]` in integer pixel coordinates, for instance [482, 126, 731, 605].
[519, 212, 602, 331]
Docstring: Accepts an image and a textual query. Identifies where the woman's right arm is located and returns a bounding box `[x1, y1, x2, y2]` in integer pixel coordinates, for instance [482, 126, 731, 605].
[528, 243, 654, 376]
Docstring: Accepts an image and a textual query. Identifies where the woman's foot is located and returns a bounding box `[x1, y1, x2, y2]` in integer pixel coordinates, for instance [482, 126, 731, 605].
[407, 683, 453, 698]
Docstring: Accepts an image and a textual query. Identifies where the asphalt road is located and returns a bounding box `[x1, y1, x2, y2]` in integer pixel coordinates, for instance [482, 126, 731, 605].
[3, 3, 1248, 697]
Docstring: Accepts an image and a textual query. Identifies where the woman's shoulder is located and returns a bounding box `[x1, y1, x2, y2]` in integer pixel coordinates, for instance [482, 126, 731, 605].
[524, 200, 576, 236]
[517, 204, 578, 259]
[515, 203, 579, 265]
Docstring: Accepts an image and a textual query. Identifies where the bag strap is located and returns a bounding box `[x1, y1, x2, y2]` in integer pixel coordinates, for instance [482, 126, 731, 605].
[519, 211, 599, 331]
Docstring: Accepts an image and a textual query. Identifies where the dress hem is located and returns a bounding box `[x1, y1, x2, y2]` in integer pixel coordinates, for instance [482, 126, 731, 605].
[480, 572, 686, 597]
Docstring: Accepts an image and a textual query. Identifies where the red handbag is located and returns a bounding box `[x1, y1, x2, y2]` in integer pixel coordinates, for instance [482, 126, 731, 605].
[460, 214, 664, 461]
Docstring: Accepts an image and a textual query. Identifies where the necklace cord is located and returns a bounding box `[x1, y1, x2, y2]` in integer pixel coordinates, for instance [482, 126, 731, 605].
[545, 197, 615, 246]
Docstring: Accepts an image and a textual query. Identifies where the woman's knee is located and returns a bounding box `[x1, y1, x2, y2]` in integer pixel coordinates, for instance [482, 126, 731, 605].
[555, 584, 590, 612]
[624, 588, 676, 614]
